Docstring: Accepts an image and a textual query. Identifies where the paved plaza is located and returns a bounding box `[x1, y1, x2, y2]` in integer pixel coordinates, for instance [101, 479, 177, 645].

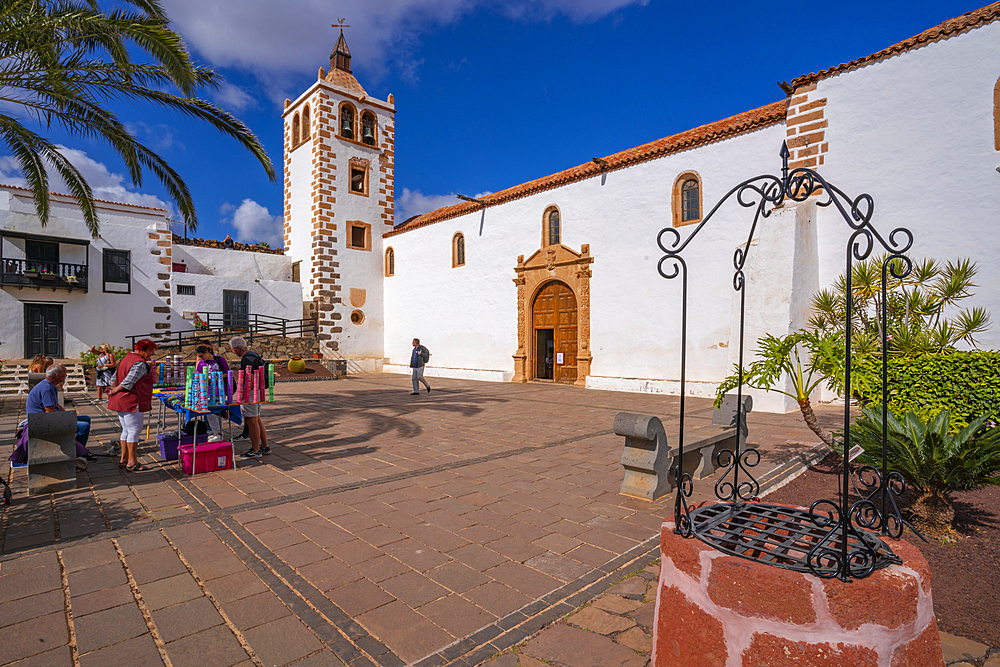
[0, 374, 835, 666]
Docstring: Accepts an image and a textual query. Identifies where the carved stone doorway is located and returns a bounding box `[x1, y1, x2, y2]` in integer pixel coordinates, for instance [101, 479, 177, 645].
[513, 244, 593, 386]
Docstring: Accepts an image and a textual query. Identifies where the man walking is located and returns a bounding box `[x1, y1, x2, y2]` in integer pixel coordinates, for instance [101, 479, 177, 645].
[229, 336, 271, 459]
[410, 338, 431, 395]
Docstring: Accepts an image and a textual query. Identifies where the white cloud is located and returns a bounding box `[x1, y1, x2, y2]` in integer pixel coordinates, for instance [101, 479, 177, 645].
[396, 187, 492, 224]
[221, 198, 283, 246]
[0, 147, 175, 215]
[210, 82, 256, 112]
[161, 0, 648, 83]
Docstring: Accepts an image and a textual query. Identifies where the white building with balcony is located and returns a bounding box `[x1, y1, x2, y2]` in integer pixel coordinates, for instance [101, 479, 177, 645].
[0, 185, 304, 360]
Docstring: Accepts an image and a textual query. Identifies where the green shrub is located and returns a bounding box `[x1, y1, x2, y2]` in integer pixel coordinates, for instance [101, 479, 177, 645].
[852, 351, 1000, 431]
[80, 345, 130, 369]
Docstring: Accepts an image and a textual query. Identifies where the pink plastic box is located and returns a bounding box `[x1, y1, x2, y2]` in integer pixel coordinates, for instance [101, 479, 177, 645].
[178, 441, 233, 475]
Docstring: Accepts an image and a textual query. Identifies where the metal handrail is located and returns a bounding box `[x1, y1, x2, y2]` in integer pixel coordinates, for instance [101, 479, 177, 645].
[126, 313, 317, 351]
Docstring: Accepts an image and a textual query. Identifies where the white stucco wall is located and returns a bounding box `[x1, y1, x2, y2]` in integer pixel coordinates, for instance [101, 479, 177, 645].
[0, 187, 169, 358]
[172, 245, 292, 281]
[813, 20, 1000, 350]
[169, 274, 303, 329]
[384, 123, 790, 393]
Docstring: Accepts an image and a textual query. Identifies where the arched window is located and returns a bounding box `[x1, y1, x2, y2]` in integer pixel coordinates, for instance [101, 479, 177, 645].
[292, 113, 300, 148]
[994, 76, 1000, 151]
[672, 172, 703, 227]
[452, 233, 465, 267]
[542, 206, 561, 247]
[385, 247, 394, 277]
[361, 111, 377, 146]
[339, 103, 355, 140]
[302, 105, 311, 142]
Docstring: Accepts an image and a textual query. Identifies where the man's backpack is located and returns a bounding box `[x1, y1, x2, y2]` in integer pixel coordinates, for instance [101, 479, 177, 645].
[420, 347, 430, 364]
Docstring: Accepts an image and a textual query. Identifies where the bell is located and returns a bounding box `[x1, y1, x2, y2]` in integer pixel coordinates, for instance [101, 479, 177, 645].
[362, 124, 374, 143]
[341, 117, 353, 138]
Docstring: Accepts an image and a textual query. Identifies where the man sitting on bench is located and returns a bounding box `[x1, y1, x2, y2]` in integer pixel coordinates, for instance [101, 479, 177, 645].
[9, 365, 96, 468]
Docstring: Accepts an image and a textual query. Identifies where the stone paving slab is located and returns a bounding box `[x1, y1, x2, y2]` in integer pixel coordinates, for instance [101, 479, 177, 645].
[0, 374, 843, 666]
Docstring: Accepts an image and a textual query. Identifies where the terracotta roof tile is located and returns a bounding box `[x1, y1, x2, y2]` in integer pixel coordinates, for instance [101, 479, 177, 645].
[385, 100, 786, 238]
[791, 1, 1000, 88]
[325, 68, 367, 97]
[1, 182, 168, 212]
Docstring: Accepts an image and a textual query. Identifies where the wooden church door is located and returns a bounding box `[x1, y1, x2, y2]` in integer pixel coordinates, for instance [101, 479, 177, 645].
[531, 281, 578, 384]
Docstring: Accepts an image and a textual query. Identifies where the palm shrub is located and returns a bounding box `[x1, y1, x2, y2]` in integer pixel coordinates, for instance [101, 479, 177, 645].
[715, 330, 844, 447]
[851, 406, 1000, 534]
[809, 255, 991, 355]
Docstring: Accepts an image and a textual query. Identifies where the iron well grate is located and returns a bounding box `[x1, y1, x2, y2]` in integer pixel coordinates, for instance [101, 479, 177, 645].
[690, 502, 900, 579]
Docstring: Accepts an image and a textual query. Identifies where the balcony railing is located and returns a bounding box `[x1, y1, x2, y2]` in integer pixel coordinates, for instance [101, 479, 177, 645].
[1, 258, 88, 291]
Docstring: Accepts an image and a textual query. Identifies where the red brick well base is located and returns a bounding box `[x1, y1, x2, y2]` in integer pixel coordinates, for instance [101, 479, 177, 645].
[652, 506, 944, 667]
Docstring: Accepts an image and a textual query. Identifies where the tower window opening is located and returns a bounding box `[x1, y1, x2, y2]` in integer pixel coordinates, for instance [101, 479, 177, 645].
[340, 105, 355, 140]
[361, 112, 376, 146]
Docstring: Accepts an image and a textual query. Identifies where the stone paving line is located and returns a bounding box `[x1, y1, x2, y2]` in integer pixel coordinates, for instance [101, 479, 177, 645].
[0, 374, 840, 666]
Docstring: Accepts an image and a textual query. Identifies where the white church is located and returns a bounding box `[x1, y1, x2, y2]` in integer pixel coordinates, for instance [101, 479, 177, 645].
[1, 3, 998, 413]
[281, 4, 1000, 410]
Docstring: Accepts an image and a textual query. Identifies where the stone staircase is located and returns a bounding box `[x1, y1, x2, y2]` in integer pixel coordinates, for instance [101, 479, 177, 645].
[0, 363, 88, 395]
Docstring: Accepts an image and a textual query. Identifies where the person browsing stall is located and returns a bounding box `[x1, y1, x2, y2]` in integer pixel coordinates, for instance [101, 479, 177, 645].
[195, 345, 226, 442]
[229, 336, 270, 459]
[107, 339, 157, 471]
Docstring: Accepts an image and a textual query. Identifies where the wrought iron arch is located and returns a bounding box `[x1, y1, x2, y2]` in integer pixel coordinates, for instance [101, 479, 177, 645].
[657, 142, 911, 581]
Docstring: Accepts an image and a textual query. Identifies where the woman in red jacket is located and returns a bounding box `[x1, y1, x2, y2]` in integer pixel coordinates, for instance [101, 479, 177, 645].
[107, 339, 157, 471]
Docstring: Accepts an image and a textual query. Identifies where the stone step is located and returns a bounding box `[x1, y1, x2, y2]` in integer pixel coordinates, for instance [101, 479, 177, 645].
[0, 363, 88, 395]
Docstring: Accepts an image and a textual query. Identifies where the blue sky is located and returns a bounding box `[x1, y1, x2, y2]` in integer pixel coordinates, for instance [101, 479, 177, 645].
[0, 0, 985, 244]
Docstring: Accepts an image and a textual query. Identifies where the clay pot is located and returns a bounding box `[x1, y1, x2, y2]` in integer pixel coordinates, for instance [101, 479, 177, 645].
[312, 353, 322, 359]
[287, 356, 306, 374]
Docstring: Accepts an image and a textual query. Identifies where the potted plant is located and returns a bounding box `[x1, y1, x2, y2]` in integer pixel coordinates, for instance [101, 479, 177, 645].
[38, 268, 55, 280]
[22, 267, 38, 278]
[66, 275, 79, 284]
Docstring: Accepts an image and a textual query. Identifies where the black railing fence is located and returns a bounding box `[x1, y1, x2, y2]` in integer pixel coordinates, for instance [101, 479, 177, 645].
[127, 312, 317, 351]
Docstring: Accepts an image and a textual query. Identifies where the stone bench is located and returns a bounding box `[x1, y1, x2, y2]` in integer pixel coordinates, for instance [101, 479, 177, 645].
[616, 394, 752, 501]
[27, 411, 78, 495]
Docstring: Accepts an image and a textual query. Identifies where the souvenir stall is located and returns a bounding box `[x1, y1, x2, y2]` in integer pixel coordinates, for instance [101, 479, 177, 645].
[153, 359, 274, 476]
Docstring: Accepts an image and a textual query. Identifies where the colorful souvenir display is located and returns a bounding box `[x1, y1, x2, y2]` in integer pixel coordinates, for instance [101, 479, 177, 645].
[178, 362, 276, 409]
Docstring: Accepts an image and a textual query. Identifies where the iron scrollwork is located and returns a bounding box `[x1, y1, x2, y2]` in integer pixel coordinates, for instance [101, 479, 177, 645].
[656, 142, 910, 581]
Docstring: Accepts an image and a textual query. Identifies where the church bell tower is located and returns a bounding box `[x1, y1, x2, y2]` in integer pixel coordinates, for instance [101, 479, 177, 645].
[281, 27, 395, 370]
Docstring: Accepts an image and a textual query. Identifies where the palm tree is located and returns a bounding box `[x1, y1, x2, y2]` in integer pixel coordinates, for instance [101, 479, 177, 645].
[0, 0, 275, 236]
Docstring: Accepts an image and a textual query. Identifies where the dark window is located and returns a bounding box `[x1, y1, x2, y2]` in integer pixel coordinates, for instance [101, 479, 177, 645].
[103, 249, 130, 293]
[361, 112, 376, 146]
[681, 179, 700, 222]
[548, 210, 560, 245]
[350, 225, 366, 248]
[350, 167, 365, 193]
[302, 105, 310, 141]
[454, 234, 465, 267]
[386, 248, 394, 276]
[292, 113, 300, 147]
[177, 285, 195, 295]
[26, 240, 58, 273]
[292, 261, 300, 283]
[340, 106, 354, 139]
